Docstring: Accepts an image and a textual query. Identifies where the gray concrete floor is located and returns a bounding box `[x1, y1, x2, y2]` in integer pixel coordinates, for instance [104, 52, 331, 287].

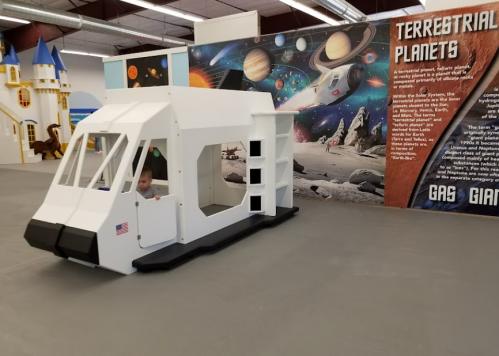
[2, 161, 499, 356]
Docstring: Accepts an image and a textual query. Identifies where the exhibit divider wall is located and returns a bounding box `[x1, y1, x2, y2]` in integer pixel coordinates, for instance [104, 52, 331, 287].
[186, 2, 499, 219]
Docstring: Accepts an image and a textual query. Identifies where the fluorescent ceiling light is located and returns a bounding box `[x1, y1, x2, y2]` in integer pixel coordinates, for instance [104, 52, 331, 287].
[0, 15, 30, 24]
[313, 0, 367, 22]
[61, 49, 110, 58]
[120, 0, 204, 22]
[280, 0, 340, 26]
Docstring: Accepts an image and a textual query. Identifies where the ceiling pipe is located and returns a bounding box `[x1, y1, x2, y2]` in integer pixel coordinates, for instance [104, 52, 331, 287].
[0, 0, 193, 47]
[312, 0, 368, 22]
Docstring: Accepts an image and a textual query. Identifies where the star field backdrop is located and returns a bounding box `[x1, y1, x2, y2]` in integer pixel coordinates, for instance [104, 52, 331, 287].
[188, 20, 390, 204]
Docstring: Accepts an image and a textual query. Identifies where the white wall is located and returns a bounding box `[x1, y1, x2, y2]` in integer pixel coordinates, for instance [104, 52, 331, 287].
[17, 41, 106, 106]
[425, 0, 497, 11]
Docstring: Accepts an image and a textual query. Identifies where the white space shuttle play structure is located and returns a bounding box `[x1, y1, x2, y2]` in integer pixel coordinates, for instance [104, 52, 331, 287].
[24, 86, 299, 275]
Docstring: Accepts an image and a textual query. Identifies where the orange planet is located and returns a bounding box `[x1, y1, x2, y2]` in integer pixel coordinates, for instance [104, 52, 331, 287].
[189, 71, 211, 88]
[128, 65, 138, 80]
[133, 82, 141, 88]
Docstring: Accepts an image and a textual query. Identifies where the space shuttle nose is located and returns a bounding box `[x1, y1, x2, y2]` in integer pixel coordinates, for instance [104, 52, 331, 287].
[347, 63, 365, 92]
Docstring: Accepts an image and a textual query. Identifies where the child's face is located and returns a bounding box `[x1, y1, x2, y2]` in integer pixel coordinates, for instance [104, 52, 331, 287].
[138, 174, 152, 191]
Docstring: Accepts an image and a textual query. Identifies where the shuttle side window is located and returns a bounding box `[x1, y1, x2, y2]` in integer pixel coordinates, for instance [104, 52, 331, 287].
[123, 139, 169, 197]
[121, 140, 148, 193]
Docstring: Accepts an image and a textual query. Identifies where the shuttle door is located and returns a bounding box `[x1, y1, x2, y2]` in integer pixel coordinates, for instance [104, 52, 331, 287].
[136, 193, 177, 248]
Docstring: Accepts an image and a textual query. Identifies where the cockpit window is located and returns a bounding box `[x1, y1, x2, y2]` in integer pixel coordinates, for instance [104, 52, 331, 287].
[330, 72, 340, 88]
[58, 133, 128, 191]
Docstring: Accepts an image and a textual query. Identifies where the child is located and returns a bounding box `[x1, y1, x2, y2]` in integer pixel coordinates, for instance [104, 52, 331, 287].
[137, 167, 161, 200]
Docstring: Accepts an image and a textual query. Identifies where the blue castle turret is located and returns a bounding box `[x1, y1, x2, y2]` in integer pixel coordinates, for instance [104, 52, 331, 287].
[51, 46, 67, 80]
[1, 54, 19, 66]
[8, 46, 20, 65]
[32, 36, 55, 66]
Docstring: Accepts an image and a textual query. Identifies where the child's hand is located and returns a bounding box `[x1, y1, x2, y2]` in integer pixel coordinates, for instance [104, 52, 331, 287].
[154, 195, 161, 200]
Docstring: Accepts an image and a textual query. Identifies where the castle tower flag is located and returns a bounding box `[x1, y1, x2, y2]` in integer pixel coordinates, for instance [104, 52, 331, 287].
[52, 45, 71, 150]
[32, 36, 60, 141]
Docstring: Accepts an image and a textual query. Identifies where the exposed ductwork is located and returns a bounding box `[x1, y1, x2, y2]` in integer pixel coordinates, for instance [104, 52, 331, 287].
[0, 0, 193, 47]
[312, 0, 368, 22]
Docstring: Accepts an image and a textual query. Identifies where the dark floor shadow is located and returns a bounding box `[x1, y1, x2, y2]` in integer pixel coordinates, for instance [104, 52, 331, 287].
[34, 259, 124, 292]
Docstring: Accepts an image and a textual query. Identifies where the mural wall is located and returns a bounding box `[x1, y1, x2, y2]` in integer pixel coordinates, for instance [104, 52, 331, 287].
[189, 21, 391, 205]
[188, 2, 499, 218]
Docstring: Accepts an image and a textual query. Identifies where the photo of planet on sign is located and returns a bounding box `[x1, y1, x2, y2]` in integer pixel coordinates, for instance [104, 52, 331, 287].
[126, 55, 168, 88]
[188, 20, 391, 205]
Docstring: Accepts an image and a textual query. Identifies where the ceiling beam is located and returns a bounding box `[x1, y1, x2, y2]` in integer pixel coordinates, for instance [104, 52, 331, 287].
[3, 0, 181, 52]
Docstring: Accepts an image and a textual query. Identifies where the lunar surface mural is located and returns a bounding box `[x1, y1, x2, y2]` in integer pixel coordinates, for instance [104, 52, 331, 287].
[189, 20, 391, 205]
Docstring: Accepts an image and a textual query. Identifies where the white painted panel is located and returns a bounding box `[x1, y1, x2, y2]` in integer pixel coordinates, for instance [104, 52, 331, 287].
[425, 0, 496, 11]
[194, 11, 260, 45]
[137, 193, 177, 248]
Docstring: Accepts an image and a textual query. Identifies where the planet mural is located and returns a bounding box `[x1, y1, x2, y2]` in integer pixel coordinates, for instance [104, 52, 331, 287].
[281, 50, 294, 63]
[310, 22, 377, 70]
[296, 37, 307, 52]
[161, 57, 168, 69]
[325, 32, 352, 60]
[189, 71, 211, 88]
[128, 65, 138, 80]
[243, 48, 273, 82]
[275, 33, 285, 47]
[148, 68, 160, 80]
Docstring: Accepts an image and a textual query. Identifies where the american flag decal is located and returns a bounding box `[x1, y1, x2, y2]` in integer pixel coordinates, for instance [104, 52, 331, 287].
[116, 222, 129, 236]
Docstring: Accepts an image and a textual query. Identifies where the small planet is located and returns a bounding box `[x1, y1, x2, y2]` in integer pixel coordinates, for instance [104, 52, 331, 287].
[275, 33, 285, 47]
[161, 57, 168, 69]
[149, 147, 154, 153]
[247, 87, 259, 92]
[325, 32, 352, 60]
[254, 36, 261, 44]
[153, 149, 160, 158]
[128, 65, 138, 80]
[388, 96, 393, 106]
[296, 37, 307, 52]
[133, 82, 141, 88]
[420, 86, 429, 95]
[243, 48, 272, 82]
[275, 80, 284, 90]
[148, 68, 160, 80]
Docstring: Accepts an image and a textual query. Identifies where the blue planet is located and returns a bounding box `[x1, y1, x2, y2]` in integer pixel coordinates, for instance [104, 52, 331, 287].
[275, 33, 285, 47]
[161, 57, 168, 69]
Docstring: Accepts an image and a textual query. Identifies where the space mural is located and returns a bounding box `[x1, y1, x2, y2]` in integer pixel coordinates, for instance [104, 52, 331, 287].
[188, 1, 499, 218]
[189, 20, 391, 205]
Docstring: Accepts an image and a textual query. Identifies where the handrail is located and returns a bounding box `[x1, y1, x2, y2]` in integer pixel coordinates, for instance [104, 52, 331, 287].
[0, 106, 24, 164]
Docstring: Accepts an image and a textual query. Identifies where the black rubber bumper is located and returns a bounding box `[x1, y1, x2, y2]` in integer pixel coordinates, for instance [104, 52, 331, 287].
[133, 206, 299, 272]
[24, 219, 99, 265]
